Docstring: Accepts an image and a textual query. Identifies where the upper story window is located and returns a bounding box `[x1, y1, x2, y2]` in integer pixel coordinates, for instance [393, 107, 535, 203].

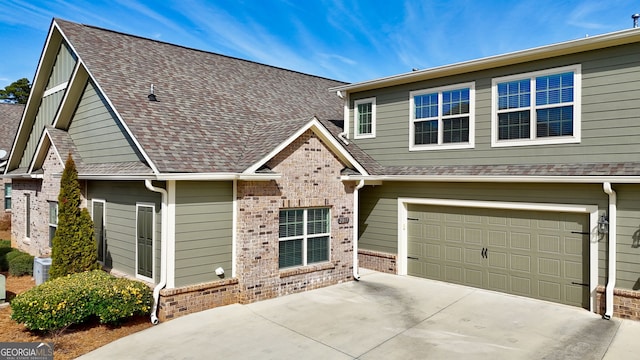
[354, 97, 376, 139]
[491, 65, 581, 147]
[409, 82, 475, 151]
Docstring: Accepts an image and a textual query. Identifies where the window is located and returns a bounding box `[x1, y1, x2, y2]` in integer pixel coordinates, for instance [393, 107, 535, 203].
[4, 183, 11, 210]
[49, 202, 58, 247]
[409, 82, 475, 150]
[279, 208, 330, 269]
[354, 97, 376, 139]
[25, 194, 30, 238]
[492, 65, 581, 147]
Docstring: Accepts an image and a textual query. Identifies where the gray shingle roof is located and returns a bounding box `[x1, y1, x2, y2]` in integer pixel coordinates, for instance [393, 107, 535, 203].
[0, 103, 24, 159]
[55, 19, 350, 174]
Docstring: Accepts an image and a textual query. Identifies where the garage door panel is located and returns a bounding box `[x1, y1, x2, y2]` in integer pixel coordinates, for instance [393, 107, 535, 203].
[408, 259, 424, 277]
[538, 235, 561, 254]
[406, 204, 588, 309]
[538, 258, 561, 277]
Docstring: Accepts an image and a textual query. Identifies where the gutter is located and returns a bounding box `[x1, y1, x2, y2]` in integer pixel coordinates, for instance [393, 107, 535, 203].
[352, 179, 365, 281]
[145, 180, 168, 325]
[341, 175, 640, 184]
[603, 182, 617, 320]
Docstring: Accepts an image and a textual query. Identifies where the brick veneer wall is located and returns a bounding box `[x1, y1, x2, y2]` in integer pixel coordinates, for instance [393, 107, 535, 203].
[596, 285, 640, 320]
[158, 278, 240, 321]
[11, 148, 86, 256]
[358, 249, 397, 274]
[236, 130, 355, 304]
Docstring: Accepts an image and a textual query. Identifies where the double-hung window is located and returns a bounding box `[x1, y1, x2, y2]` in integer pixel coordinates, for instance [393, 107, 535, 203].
[279, 208, 330, 269]
[410, 82, 475, 150]
[4, 183, 11, 211]
[354, 97, 376, 139]
[49, 201, 58, 247]
[492, 65, 581, 147]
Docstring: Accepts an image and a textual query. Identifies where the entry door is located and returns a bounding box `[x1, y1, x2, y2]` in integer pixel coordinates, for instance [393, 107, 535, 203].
[93, 200, 106, 263]
[137, 205, 154, 279]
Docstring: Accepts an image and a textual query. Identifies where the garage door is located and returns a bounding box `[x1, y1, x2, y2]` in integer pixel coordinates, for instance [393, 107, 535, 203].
[407, 204, 589, 308]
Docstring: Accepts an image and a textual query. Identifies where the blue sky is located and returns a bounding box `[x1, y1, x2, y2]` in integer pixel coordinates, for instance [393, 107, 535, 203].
[0, 0, 638, 89]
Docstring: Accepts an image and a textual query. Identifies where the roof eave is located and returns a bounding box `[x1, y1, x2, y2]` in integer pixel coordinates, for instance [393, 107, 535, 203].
[330, 27, 640, 93]
[341, 175, 640, 184]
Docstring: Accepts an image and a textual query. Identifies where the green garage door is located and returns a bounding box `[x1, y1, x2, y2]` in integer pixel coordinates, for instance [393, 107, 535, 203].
[407, 204, 589, 308]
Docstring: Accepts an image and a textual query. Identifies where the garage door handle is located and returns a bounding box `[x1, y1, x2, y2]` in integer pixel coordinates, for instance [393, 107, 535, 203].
[408, 256, 419, 260]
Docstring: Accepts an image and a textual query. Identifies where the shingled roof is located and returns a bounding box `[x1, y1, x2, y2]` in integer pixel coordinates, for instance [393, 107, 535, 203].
[0, 103, 24, 160]
[55, 19, 355, 174]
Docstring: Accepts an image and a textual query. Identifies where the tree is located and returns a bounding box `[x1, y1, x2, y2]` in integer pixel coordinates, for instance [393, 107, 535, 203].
[49, 154, 100, 279]
[0, 78, 31, 104]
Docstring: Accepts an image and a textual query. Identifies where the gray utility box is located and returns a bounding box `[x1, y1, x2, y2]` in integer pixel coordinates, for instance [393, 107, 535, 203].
[34, 257, 52, 285]
[0, 274, 5, 302]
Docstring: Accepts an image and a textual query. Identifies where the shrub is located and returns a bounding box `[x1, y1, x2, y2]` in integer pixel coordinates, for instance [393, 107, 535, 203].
[0, 246, 15, 271]
[11, 270, 152, 331]
[0, 239, 10, 247]
[50, 155, 99, 279]
[7, 251, 34, 276]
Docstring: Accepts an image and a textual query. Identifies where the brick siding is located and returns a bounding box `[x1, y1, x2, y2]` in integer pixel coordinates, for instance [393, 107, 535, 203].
[358, 249, 397, 274]
[596, 285, 640, 320]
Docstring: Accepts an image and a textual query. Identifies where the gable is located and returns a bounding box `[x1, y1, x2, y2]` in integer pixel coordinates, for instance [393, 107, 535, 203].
[16, 42, 77, 169]
[67, 80, 145, 164]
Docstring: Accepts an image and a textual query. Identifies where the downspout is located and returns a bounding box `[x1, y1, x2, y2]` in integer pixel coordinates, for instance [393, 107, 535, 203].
[603, 182, 616, 320]
[145, 180, 167, 325]
[353, 179, 365, 281]
[337, 90, 349, 145]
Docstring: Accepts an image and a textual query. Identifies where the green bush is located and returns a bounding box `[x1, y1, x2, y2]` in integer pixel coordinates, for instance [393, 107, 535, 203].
[0, 246, 15, 271]
[11, 270, 152, 331]
[0, 239, 10, 247]
[8, 252, 34, 276]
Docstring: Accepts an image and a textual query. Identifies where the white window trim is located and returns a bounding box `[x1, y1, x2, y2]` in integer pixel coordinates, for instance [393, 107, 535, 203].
[409, 82, 475, 151]
[354, 97, 376, 139]
[279, 208, 331, 268]
[48, 201, 58, 247]
[4, 183, 11, 212]
[92, 199, 107, 264]
[491, 64, 582, 147]
[135, 203, 155, 283]
[24, 193, 31, 243]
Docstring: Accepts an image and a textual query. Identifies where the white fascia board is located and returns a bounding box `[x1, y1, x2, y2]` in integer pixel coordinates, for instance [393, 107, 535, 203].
[155, 173, 280, 181]
[77, 175, 156, 180]
[342, 175, 640, 184]
[243, 117, 369, 176]
[27, 128, 62, 174]
[330, 28, 640, 93]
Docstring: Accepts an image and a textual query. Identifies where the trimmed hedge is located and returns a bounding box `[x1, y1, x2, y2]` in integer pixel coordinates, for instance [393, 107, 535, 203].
[0, 246, 14, 272]
[7, 252, 34, 276]
[11, 270, 152, 331]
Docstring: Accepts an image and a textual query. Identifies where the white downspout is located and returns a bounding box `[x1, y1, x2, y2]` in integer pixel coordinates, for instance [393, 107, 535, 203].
[337, 90, 349, 145]
[603, 182, 616, 320]
[353, 180, 365, 281]
[145, 180, 168, 325]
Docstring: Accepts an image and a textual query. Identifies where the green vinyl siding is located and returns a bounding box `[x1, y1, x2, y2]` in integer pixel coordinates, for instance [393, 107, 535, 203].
[68, 81, 144, 164]
[359, 182, 613, 285]
[45, 43, 76, 91]
[174, 181, 233, 287]
[611, 185, 640, 289]
[88, 181, 162, 281]
[350, 42, 640, 166]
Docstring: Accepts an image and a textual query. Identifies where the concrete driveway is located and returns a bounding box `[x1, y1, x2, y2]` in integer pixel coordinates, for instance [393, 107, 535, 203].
[78, 270, 639, 359]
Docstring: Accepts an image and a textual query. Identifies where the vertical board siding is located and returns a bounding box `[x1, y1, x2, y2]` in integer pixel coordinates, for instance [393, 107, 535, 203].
[68, 81, 144, 164]
[358, 182, 618, 285]
[45, 43, 76, 91]
[350, 42, 640, 166]
[88, 181, 162, 281]
[174, 181, 233, 288]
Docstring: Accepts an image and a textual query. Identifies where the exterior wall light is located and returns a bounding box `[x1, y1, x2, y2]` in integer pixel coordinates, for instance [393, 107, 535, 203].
[598, 214, 609, 234]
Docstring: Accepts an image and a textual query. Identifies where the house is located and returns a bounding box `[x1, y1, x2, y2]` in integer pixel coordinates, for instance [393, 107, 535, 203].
[4, 18, 375, 322]
[0, 103, 24, 215]
[332, 27, 640, 320]
[7, 17, 640, 323]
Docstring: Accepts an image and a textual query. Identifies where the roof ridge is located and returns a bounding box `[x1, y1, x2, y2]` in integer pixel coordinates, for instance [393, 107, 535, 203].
[53, 18, 348, 85]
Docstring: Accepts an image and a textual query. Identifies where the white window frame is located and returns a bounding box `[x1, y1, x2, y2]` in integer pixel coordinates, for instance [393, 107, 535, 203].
[409, 82, 475, 151]
[278, 208, 331, 269]
[4, 183, 11, 211]
[48, 201, 58, 248]
[24, 193, 30, 241]
[354, 97, 376, 139]
[491, 64, 582, 147]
